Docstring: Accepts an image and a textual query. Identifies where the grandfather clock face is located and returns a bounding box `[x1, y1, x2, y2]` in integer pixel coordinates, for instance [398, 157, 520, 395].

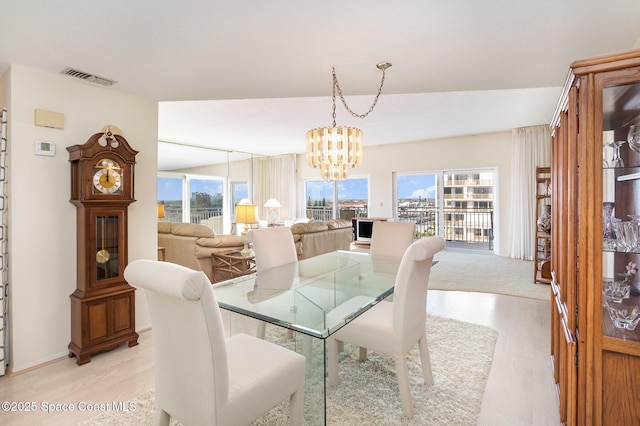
[92, 158, 123, 195]
[95, 214, 120, 280]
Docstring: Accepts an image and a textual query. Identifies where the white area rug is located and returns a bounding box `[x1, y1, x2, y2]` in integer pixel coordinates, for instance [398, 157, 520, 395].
[429, 250, 550, 301]
[81, 315, 497, 425]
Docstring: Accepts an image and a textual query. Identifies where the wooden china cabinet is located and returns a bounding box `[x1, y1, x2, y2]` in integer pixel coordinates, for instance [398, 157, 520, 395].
[550, 49, 640, 424]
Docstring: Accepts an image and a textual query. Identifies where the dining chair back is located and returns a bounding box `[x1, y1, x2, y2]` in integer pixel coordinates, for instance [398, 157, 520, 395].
[328, 236, 445, 418]
[124, 259, 305, 426]
[369, 221, 416, 259]
[250, 226, 298, 272]
[249, 226, 299, 338]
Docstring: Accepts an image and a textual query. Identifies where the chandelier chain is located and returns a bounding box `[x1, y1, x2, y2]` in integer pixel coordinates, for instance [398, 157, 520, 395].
[331, 67, 387, 125]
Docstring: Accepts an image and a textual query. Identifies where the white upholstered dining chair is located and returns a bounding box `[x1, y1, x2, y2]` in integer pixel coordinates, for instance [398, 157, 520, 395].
[249, 226, 298, 339]
[327, 236, 445, 418]
[124, 259, 306, 426]
[250, 226, 298, 273]
[369, 221, 416, 259]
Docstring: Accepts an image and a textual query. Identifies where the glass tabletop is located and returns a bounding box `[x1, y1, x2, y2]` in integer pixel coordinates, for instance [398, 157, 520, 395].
[212, 250, 402, 338]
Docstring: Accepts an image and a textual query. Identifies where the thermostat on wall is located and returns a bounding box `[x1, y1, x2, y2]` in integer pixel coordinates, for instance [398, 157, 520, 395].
[35, 140, 56, 156]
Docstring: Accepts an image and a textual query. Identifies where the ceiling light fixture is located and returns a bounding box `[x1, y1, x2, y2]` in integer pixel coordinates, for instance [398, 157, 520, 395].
[306, 62, 392, 181]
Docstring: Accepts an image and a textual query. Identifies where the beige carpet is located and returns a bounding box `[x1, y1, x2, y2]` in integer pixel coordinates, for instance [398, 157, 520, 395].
[429, 250, 550, 301]
[81, 315, 497, 426]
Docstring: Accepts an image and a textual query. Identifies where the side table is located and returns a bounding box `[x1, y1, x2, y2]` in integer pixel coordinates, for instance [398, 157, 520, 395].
[212, 250, 256, 283]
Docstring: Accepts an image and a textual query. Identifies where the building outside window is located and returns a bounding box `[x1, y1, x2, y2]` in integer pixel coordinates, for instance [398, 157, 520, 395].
[395, 170, 494, 245]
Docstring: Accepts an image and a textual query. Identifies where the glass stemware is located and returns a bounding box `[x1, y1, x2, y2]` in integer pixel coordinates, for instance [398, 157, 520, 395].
[611, 140, 626, 168]
[628, 124, 640, 152]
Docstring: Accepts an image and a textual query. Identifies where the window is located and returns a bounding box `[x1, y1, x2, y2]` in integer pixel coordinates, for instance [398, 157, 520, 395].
[189, 178, 224, 233]
[394, 169, 495, 244]
[395, 173, 438, 238]
[337, 178, 368, 220]
[157, 173, 226, 234]
[157, 176, 183, 222]
[305, 176, 369, 221]
[231, 182, 248, 208]
[305, 180, 333, 221]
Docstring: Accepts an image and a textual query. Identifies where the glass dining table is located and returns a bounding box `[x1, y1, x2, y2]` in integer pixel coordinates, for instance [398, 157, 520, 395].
[212, 249, 403, 425]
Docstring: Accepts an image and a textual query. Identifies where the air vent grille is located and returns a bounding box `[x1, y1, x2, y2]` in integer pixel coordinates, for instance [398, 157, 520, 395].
[60, 67, 117, 86]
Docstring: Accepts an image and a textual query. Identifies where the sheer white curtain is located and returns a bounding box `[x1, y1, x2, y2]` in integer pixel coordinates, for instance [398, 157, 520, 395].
[508, 125, 551, 260]
[1, 107, 7, 376]
[252, 154, 296, 223]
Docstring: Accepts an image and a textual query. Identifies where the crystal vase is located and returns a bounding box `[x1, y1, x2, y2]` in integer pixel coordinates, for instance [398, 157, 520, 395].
[603, 202, 616, 250]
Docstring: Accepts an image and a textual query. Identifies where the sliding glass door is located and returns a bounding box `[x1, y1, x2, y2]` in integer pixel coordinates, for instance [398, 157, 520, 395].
[394, 169, 494, 246]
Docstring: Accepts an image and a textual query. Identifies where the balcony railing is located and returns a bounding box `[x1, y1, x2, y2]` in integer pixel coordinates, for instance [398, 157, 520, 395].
[307, 205, 493, 248]
[306, 205, 368, 222]
[159, 207, 224, 234]
[443, 193, 492, 200]
[444, 179, 493, 186]
[397, 206, 494, 248]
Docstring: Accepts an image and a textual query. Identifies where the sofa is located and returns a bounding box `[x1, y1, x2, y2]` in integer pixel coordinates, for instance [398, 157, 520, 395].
[290, 219, 354, 260]
[157, 222, 245, 283]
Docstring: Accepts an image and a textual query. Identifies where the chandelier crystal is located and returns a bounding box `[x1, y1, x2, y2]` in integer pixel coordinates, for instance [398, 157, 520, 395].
[306, 62, 391, 181]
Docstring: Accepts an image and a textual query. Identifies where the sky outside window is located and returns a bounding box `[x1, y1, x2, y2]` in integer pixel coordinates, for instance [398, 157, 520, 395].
[158, 177, 182, 202]
[158, 177, 223, 202]
[397, 174, 436, 199]
[190, 179, 223, 198]
[305, 175, 437, 201]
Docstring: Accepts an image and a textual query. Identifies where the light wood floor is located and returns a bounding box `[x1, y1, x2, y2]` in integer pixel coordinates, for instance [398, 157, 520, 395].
[0, 290, 560, 425]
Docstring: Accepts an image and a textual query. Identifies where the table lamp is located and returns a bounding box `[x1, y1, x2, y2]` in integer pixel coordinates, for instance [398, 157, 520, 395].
[264, 198, 281, 226]
[234, 203, 257, 256]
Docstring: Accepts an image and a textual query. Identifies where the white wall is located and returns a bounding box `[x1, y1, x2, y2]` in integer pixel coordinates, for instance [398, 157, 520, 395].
[297, 131, 514, 256]
[3, 65, 157, 372]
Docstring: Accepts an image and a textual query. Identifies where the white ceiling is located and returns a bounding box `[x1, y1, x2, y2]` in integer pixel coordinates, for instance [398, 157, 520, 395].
[2, 1, 640, 170]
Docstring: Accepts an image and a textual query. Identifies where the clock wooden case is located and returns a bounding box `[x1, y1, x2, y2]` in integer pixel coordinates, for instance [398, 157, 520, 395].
[67, 128, 139, 365]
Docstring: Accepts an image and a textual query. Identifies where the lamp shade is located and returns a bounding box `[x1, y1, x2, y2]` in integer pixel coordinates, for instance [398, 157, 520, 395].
[157, 204, 166, 219]
[235, 204, 257, 224]
[264, 198, 281, 208]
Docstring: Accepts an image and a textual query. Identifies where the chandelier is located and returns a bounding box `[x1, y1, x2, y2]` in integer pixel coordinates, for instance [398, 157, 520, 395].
[306, 62, 391, 181]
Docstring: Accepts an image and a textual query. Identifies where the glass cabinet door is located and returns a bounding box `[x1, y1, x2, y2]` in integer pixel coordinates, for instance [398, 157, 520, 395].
[601, 80, 640, 342]
[95, 214, 120, 281]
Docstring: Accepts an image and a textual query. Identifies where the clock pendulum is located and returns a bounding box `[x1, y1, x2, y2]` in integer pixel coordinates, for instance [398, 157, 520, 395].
[96, 216, 110, 264]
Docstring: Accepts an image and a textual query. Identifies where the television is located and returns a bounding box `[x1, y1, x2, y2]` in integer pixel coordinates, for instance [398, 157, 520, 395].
[355, 219, 375, 243]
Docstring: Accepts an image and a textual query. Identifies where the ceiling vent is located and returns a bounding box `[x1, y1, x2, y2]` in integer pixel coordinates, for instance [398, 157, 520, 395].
[60, 67, 117, 86]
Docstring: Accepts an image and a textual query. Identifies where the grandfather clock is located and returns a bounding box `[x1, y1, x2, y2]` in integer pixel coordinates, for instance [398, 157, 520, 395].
[67, 126, 139, 365]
